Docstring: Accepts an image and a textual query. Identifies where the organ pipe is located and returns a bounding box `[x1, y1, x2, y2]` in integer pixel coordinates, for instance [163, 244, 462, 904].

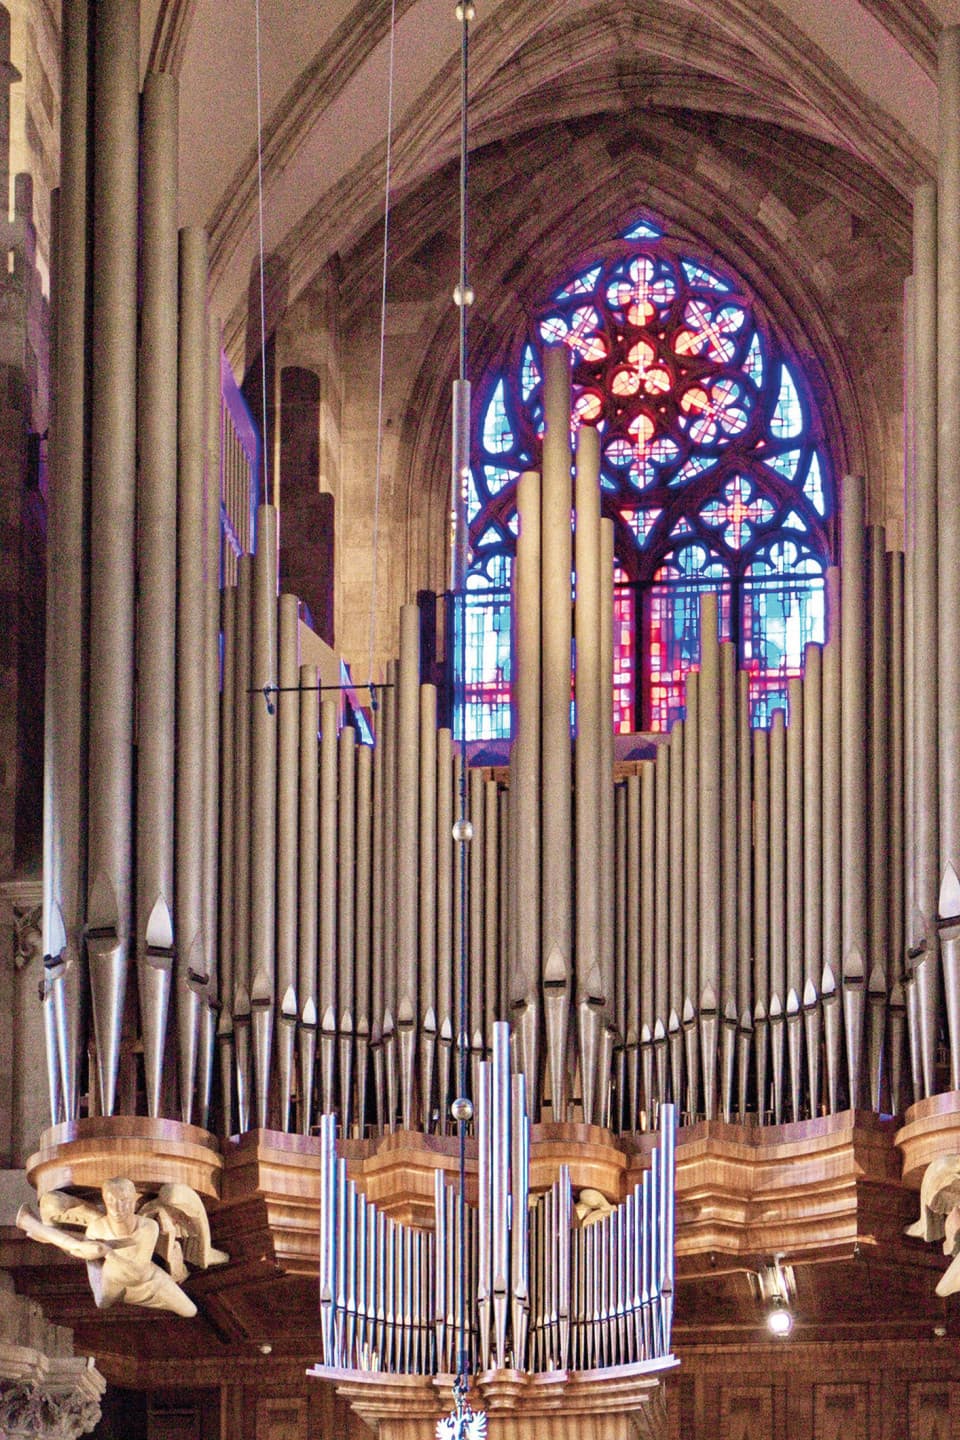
[276, 594, 300, 1132]
[175, 227, 209, 1125]
[840, 472, 868, 1108]
[44, 0, 90, 1125]
[199, 311, 223, 1131]
[41, 83, 946, 1149]
[540, 345, 574, 1120]
[86, 0, 140, 1119]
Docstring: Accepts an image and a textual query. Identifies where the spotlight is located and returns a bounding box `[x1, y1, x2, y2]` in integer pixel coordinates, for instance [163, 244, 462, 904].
[755, 1255, 796, 1339]
[766, 1297, 793, 1337]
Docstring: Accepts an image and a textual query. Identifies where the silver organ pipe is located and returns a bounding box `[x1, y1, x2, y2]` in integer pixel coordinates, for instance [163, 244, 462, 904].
[40, 52, 951, 1250]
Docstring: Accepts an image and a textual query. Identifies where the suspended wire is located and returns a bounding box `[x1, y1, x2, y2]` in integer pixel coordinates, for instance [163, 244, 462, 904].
[366, 0, 399, 703]
[453, 0, 475, 1414]
[253, 0, 272, 509]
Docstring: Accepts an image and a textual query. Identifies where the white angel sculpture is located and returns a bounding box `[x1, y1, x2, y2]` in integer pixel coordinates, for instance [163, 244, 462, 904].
[904, 1155, 960, 1297]
[16, 1177, 228, 1318]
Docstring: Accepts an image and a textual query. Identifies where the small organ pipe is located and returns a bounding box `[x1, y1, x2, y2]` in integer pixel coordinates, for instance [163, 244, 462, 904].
[682, 671, 700, 1118]
[736, 670, 753, 1118]
[174, 227, 209, 1125]
[753, 724, 770, 1120]
[888, 551, 907, 1112]
[199, 312, 223, 1129]
[802, 643, 823, 1119]
[276, 594, 301, 1132]
[436, 727, 454, 1125]
[785, 677, 803, 1122]
[654, 739, 670, 1108]
[821, 566, 842, 1113]
[298, 664, 320, 1134]
[768, 708, 786, 1125]
[625, 773, 641, 1125]
[867, 528, 889, 1107]
[640, 764, 655, 1124]
[396, 603, 421, 1128]
[600, 518, 616, 1025]
[218, 584, 237, 1133]
[338, 724, 357, 1128]
[469, 765, 485, 1058]
[319, 696, 339, 1116]
[720, 641, 738, 1120]
[484, 779, 499, 1051]
[668, 721, 684, 1104]
[382, 662, 399, 1127]
[512, 470, 541, 1109]
[419, 685, 438, 1128]
[250, 504, 279, 1129]
[355, 740, 373, 1133]
[232, 553, 253, 1131]
[840, 472, 868, 1108]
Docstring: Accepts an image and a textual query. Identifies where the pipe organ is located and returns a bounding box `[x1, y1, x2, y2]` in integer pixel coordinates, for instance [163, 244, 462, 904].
[35, 0, 960, 1217]
[316, 1026, 676, 1377]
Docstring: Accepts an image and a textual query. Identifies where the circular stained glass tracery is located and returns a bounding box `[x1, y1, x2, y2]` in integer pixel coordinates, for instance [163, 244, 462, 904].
[465, 216, 833, 738]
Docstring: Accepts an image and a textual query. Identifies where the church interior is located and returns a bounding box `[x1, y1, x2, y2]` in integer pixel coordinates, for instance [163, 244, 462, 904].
[2, 0, 960, 1437]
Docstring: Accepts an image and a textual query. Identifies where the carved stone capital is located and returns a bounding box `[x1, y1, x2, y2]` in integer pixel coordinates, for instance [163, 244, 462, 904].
[12, 902, 43, 971]
[0, 1286, 105, 1438]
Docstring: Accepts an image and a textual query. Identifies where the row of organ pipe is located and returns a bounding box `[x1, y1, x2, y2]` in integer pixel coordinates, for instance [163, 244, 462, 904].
[316, 1026, 677, 1376]
[37, 0, 960, 1141]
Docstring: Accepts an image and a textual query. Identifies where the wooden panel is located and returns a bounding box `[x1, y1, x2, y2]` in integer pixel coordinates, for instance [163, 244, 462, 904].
[721, 1385, 774, 1440]
[255, 1397, 307, 1440]
[814, 1384, 868, 1440]
[909, 1382, 955, 1440]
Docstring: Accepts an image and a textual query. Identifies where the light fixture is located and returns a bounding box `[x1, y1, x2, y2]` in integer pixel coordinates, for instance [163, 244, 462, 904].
[766, 1296, 793, 1337]
[755, 1256, 796, 1338]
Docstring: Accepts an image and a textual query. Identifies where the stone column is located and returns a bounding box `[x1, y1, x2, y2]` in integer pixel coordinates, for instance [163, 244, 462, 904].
[0, 1275, 105, 1439]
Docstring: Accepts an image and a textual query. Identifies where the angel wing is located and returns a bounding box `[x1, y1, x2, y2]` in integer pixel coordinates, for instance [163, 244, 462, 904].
[905, 1156, 960, 1242]
[138, 1184, 228, 1282]
[38, 1190, 104, 1229]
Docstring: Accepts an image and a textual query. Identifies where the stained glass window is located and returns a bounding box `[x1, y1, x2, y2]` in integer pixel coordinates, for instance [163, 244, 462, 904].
[465, 215, 834, 735]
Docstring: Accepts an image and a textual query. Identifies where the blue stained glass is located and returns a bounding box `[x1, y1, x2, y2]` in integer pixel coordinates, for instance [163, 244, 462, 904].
[521, 346, 541, 401]
[467, 215, 833, 740]
[804, 452, 826, 515]
[483, 380, 514, 453]
[621, 218, 663, 240]
[681, 260, 732, 292]
[555, 266, 602, 300]
[468, 469, 483, 523]
[670, 454, 715, 488]
[475, 522, 505, 550]
[765, 448, 801, 482]
[770, 365, 804, 439]
[507, 511, 519, 536]
[484, 464, 519, 496]
[622, 506, 662, 544]
[744, 332, 764, 387]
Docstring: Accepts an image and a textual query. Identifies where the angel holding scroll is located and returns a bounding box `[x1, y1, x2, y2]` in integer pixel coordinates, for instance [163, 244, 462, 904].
[16, 1177, 227, 1318]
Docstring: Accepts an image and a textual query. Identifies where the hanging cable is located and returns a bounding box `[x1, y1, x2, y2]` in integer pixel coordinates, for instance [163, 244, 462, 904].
[366, 0, 399, 708]
[253, 0, 272, 509]
[451, 0, 476, 1423]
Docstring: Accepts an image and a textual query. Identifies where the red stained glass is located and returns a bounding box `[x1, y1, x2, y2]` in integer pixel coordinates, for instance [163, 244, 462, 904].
[467, 217, 833, 739]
